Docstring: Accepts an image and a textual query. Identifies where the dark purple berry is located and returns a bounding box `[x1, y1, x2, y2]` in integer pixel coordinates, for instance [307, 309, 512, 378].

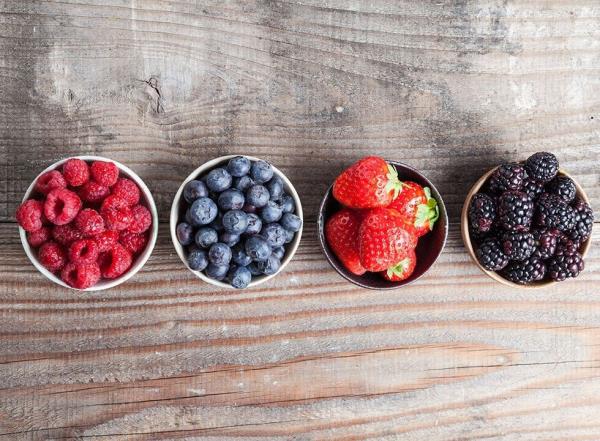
[468, 193, 496, 234]
[548, 176, 576, 203]
[500, 231, 535, 261]
[498, 191, 534, 232]
[547, 253, 584, 281]
[489, 163, 525, 193]
[476, 238, 509, 271]
[502, 257, 546, 284]
[535, 193, 576, 231]
[524, 152, 558, 182]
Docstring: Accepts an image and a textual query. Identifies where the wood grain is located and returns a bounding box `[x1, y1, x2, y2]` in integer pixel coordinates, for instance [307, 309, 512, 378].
[1, 0, 599, 439]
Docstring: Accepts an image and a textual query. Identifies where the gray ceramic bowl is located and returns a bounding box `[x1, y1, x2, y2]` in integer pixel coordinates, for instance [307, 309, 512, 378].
[318, 160, 448, 289]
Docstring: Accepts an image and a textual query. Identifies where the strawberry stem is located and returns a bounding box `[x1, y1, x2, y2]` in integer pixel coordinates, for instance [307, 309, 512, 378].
[385, 164, 404, 200]
[386, 257, 411, 278]
[414, 187, 439, 230]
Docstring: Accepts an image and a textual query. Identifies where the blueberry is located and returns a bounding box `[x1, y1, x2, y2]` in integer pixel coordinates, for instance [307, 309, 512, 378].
[220, 231, 240, 247]
[257, 255, 281, 275]
[280, 194, 295, 213]
[222, 210, 248, 234]
[206, 263, 229, 281]
[247, 261, 262, 276]
[232, 243, 253, 266]
[227, 156, 251, 177]
[245, 236, 271, 262]
[281, 213, 302, 232]
[260, 200, 283, 223]
[208, 242, 232, 266]
[218, 189, 245, 211]
[266, 175, 284, 200]
[243, 204, 257, 214]
[245, 213, 262, 235]
[187, 247, 209, 271]
[233, 175, 254, 192]
[250, 160, 273, 184]
[261, 223, 287, 248]
[188, 197, 218, 226]
[246, 185, 270, 208]
[195, 227, 218, 248]
[208, 212, 224, 232]
[228, 265, 252, 289]
[176, 222, 194, 246]
[272, 246, 285, 260]
[183, 180, 208, 203]
[284, 228, 294, 243]
[205, 168, 232, 192]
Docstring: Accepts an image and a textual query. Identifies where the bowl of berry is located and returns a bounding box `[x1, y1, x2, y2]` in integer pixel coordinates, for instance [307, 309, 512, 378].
[318, 156, 448, 289]
[171, 155, 303, 289]
[15, 156, 158, 291]
[463, 152, 593, 287]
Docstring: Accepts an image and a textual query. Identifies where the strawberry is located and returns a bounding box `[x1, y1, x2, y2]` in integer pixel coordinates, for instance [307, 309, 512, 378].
[333, 156, 403, 209]
[388, 181, 439, 237]
[325, 209, 366, 275]
[358, 208, 418, 272]
[382, 250, 417, 282]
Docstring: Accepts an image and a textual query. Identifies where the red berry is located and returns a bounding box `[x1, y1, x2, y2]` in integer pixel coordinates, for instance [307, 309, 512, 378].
[27, 226, 51, 247]
[111, 178, 140, 206]
[74, 208, 105, 236]
[35, 170, 67, 195]
[61, 261, 100, 289]
[95, 230, 119, 253]
[388, 181, 439, 237]
[16, 199, 45, 232]
[325, 209, 366, 276]
[68, 239, 99, 264]
[101, 195, 133, 231]
[79, 181, 110, 204]
[62, 158, 89, 187]
[99, 243, 132, 279]
[38, 241, 67, 273]
[382, 250, 417, 282]
[90, 161, 119, 187]
[52, 224, 84, 246]
[119, 230, 148, 255]
[127, 205, 152, 233]
[44, 188, 82, 225]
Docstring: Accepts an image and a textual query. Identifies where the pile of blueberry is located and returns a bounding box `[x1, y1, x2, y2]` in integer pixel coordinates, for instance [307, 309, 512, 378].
[175, 156, 302, 289]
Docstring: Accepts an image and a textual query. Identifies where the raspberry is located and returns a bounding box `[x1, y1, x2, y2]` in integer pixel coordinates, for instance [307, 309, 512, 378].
[79, 181, 110, 204]
[119, 230, 148, 255]
[95, 230, 119, 253]
[27, 226, 51, 247]
[68, 239, 99, 264]
[16, 199, 45, 232]
[101, 195, 133, 230]
[90, 161, 119, 187]
[35, 170, 66, 195]
[127, 205, 152, 233]
[61, 261, 100, 289]
[51, 224, 83, 246]
[38, 241, 67, 273]
[62, 158, 89, 187]
[74, 208, 105, 236]
[111, 178, 140, 206]
[99, 243, 132, 279]
[44, 188, 82, 225]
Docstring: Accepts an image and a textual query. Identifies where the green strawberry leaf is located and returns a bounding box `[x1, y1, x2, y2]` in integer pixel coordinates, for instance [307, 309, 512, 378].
[414, 187, 439, 229]
[385, 164, 405, 200]
[386, 257, 411, 278]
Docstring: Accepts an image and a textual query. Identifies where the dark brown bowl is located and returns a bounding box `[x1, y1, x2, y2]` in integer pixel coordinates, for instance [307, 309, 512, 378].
[317, 160, 448, 289]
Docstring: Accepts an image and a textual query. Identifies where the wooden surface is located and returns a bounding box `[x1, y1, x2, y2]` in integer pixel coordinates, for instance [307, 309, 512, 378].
[1, 0, 599, 439]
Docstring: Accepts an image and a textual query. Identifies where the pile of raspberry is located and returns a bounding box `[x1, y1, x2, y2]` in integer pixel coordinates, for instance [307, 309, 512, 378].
[16, 158, 152, 289]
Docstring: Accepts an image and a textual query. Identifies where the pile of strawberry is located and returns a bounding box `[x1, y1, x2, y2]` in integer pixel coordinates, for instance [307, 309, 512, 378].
[325, 157, 439, 282]
[15, 158, 152, 289]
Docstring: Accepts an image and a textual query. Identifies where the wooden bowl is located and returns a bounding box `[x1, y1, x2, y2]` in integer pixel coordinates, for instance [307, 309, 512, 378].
[461, 166, 592, 288]
[170, 155, 303, 289]
[318, 160, 448, 290]
[19, 156, 159, 291]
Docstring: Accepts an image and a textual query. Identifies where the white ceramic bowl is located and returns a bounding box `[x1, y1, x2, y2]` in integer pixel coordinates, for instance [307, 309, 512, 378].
[19, 155, 159, 291]
[170, 155, 303, 289]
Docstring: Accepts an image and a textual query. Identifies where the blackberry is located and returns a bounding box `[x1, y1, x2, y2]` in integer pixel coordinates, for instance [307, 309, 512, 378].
[522, 177, 544, 201]
[488, 163, 525, 193]
[531, 228, 559, 259]
[468, 193, 496, 234]
[524, 152, 559, 182]
[476, 238, 509, 271]
[548, 176, 576, 203]
[498, 191, 534, 232]
[555, 232, 579, 257]
[469, 227, 489, 245]
[547, 253, 584, 281]
[502, 257, 546, 284]
[535, 193, 576, 231]
[500, 231, 535, 261]
[569, 198, 594, 243]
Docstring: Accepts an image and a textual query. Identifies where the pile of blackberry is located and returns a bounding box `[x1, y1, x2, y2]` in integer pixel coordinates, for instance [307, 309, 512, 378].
[468, 152, 593, 284]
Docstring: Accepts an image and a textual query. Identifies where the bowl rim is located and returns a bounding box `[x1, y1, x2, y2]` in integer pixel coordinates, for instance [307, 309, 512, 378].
[19, 155, 159, 292]
[169, 155, 303, 289]
[461, 165, 592, 289]
[317, 159, 449, 290]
